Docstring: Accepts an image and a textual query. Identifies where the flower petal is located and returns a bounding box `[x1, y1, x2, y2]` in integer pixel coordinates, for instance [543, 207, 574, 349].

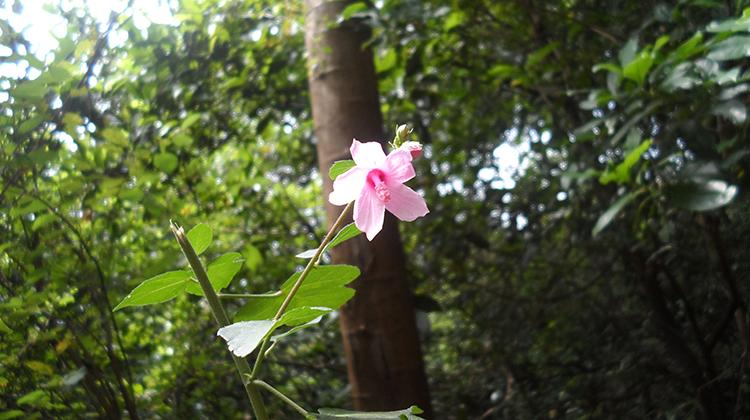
[350, 139, 386, 169]
[329, 167, 367, 206]
[354, 186, 386, 241]
[383, 149, 415, 184]
[384, 183, 429, 222]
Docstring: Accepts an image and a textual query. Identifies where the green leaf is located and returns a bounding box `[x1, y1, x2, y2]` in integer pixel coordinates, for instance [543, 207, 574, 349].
[180, 113, 201, 129]
[317, 405, 424, 419]
[707, 16, 750, 33]
[234, 265, 360, 322]
[17, 390, 48, 406]
[186, 223, 212, 255]
[592, 192, 637, 236]
[711, 100, 746, 124]
[665, 180, 738, 212]
[277, 306, 332, 327]
[0, 318, 11, 334]
[329, 160, 356, 180]
[618, 38, 638, 67]
[0, 410, 25, 420]
[186, 252, 244, 295]
[113, 270, 191, 311]
[243, 244, 263, 272]
[297, 223, 362, 258]
[326, 223, 362, 251]
[31, 213, 57, 231]
[599, 139, 652, 185]
[376, 48, 397, 73]
[592, 63, 622, 74]
[341, 1, 367, 20]
[13, 81, 47, 100]
[154, 152, 179, 173]
[444, 11, 466, 31]
[622, 51, 654, 85]
[707, 36, 750, 61]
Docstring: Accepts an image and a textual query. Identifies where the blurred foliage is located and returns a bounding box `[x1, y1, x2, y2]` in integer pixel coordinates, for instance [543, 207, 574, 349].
[1, 0, 749, 418]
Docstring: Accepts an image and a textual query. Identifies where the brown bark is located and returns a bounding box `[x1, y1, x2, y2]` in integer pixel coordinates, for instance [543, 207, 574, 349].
[304, 0, 433, 415]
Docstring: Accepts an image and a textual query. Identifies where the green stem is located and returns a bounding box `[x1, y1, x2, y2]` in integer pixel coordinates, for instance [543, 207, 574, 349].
[251, 202, 354, 379]
[219, 291, 282, 299]
[171, 222, 269, 420]
[252, 379, 310, 418]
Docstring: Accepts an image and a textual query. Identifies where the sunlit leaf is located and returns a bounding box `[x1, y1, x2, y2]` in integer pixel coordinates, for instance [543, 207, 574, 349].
[186, 223, 212, 255]
[114, 271, 191, 311]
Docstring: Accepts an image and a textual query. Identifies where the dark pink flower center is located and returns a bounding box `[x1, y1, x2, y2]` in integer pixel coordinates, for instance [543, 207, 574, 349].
[366, 169, 391, 203]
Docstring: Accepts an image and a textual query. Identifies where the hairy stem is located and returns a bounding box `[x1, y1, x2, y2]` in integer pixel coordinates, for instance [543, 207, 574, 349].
[171, 222, 269, 420]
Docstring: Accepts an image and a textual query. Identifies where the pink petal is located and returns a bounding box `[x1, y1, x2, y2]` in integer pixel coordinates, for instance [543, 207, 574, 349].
[384, 183, 429, 222]
[350, 139, 386, 169]
[354, 186, 386, 241]
[329, 167, 367, 206]
[383, 149, 415, 184]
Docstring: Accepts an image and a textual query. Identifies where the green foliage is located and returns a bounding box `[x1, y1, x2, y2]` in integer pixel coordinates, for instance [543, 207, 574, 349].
[235, 265, 359, 321]
[2, 0, 750, 418]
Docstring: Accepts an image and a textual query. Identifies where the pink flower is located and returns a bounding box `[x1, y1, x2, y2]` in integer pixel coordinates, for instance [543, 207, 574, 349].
[399, 141, 423, 159]
[329, 139, 429, 240]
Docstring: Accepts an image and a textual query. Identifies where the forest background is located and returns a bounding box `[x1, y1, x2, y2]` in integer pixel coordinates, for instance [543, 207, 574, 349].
[1, 0, 750, 418]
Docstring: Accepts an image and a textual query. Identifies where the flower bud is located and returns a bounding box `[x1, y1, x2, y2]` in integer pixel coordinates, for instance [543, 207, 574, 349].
[399, 141, 422, 159]
[396, 124, 410, 142]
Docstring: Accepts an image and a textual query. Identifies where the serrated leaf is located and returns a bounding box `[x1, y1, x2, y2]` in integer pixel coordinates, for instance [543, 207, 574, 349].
[186, 252, 243, 295]
[665, 180, 738, 211]
[592, 192, 637, 237]
[113, 270, 191, 311]
[317, 405, 425, 419]
[234, 265, 359, 322]
[154, 152, 178, 173]
[329, 160, 356, 180]
[186, 223, 212, 255]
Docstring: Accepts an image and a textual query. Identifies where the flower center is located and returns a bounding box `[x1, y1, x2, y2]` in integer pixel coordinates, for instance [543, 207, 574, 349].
[366, 169, 391, 203]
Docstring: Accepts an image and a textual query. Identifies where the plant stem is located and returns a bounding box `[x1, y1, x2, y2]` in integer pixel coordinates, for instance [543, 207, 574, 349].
[253, 379, 310, 418]
[251, 202, 354, 379]
[171, 222, 269, 420]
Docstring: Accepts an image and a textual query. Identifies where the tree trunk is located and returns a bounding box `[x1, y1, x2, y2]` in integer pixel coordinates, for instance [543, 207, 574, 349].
[304, 0, 433, 415]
